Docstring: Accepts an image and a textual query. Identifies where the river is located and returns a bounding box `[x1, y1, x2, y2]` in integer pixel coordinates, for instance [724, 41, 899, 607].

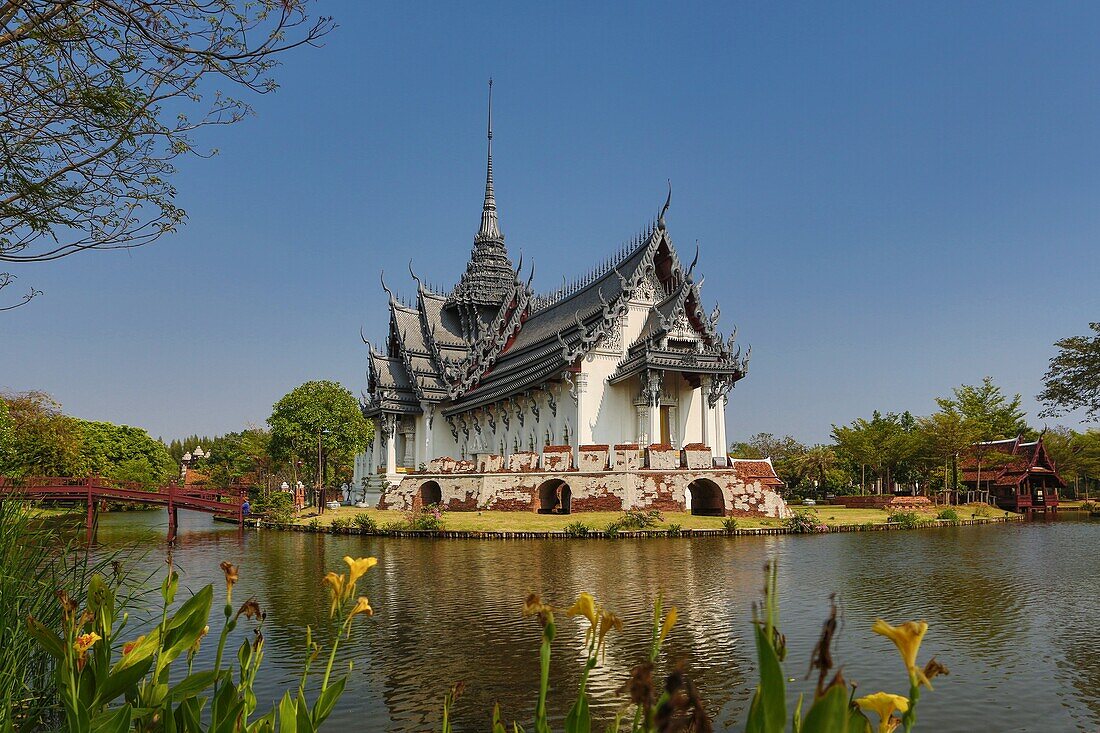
[91, 511, 1100, 732]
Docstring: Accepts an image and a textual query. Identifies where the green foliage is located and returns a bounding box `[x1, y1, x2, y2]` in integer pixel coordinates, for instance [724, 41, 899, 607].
[602, 522, 621, 539]
[329, 517, 352, 532]
[784, 509, 827, 534]
[722, 516, 739, 532]
[0, 391, 84, 477]
[0, 1, 332, 305]
[24, 553, 374, 733]
[665, 523, 683, 537]
[615, 509, 663, 530]
[307, 518, 321, 530]
[353, 513, 377, 532]
[1039, 322, 1100, 421]
[936, 508, 960, 522]
[0, 503, 130, 730]
[252, 491, 294, 524]
[268, 381, 373, 487]
[887, 511, 925, 529]
[77, 420, 175, 489]
[832, 411, 921, 494]
[562, 521, 590, 537]
[936, 377, 1029, 441]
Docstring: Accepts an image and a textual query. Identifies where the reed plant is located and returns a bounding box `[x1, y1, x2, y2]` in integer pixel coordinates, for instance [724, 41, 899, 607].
[0, 503, 130, 731]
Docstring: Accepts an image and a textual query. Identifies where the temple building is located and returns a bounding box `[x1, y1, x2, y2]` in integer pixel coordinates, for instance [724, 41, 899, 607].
[355, 84, 787, 519]
[959, 435, 1063, 512]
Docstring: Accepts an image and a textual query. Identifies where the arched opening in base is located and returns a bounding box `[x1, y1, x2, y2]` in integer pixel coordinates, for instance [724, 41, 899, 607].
[537, 479, 571, 515]
[686, 479, 724, 516]
[419, 481, 442, 507]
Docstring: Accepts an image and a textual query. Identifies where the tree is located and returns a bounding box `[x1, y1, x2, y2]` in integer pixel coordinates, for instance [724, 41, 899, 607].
[936, 377, 1028, 440]
[0, 1, 334, 307]
[267, 381, 372, 494]
[791, 445, 838, 492]
[729, 433, 807, 489]
[78, 420, 175, 489]
[0, 391, 83, 476]
[1039, 323, 1100, 422]
[916, 410, 981, 497]
[832, 411, 918, 494]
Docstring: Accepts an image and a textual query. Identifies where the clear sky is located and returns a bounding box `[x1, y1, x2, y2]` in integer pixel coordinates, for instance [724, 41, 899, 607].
[3, 1, 1099, 444]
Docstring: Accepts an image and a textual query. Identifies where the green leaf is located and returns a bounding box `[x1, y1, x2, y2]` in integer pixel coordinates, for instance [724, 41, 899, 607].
[90, 705, 132, 733]
[25, 616, 66, 659]
[747, 623, 786, 733]
[167, 669, 218, 701]
[161, 585, 213, 665]
[294, 690, 316, 733]
[278, 690, 298, 733]
[564, 692, 591, 733]
[311, 676, 346, 727]
[801, 685, 850, 733]
[93, 654, 154, 707]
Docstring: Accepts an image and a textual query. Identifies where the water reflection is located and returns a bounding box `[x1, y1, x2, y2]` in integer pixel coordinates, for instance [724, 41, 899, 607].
[93, 511, 1100, 732]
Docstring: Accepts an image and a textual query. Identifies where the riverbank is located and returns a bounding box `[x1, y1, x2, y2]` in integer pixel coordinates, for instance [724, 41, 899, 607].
[221, 503, 1023, 538]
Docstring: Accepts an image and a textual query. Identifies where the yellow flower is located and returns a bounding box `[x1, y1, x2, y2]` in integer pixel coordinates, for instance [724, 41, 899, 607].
[596, 609, 623, 659]
[343, 556, 378, 588]
[565, 592, 598, 627]
[522, 593, 554, 627]
[855, 692, 909, 733]
[220, 561, 239, 602]
[658, 607, 678, 644]
[872, 619, 931, 688]
[322, 571, 346, 618]
[350, 596, 373, 618]
[74, 632, 101, 655]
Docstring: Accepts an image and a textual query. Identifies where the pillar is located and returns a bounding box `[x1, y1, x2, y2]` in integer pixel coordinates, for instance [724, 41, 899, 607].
[647, 370, 661, 446]
[716, 395, 729, 459]
[699, 376, 711, 450]
[384, 415, 398, 478]
[421, 405, 435, 465]
[575, 372, 591, 448]
[636, 404, 648, 445]
[402, 421, 416, 469]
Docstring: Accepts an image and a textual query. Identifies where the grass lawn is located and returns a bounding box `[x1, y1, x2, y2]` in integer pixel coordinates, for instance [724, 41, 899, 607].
[287, 503, 1013, 533]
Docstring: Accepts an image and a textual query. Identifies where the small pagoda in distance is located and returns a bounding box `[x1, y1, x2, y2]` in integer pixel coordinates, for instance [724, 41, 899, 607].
[959, 435, 1063, 513]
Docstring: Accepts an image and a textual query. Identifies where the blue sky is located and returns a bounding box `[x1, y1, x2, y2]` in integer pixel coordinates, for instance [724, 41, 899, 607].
[3, 1, 1098, 443]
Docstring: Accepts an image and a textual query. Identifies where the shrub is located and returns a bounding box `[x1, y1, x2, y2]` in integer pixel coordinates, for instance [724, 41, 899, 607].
[562, 521, 590, 537]
[616, 509, 663, 530]
[353, 512, 377, 532]
[404, 506, 445, 531]
[1081, 500, 1097, 512]
[887, 510, 924, 529]
[603, 521, 621, 538]
[665, 523, 683, 537]
[722, 516, 739, 533]
[307, 518, 321, 530]
[971, 503, 994, 518]
[330, 517, 351, 532]
[936, 508, 960, 522]
[784, 508, 828, 534]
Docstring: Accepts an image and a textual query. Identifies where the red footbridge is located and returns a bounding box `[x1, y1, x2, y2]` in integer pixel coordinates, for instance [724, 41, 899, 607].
[0, 476, 246, 541]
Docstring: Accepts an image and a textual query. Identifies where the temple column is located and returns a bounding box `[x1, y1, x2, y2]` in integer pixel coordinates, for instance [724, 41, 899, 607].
[576, 372, 591, 449]
[716, 395, 729, 459]
[371, 420, 382, 476]
[420, 403, 435, 467]
[635, 404, 648, 445]
[699, 377, 711, 450]
[647, 370, 662, 446]
[384, 414, 398, 479]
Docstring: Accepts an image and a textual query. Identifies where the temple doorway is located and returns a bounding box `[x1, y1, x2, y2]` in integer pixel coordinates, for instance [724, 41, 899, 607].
[419, 481, 442, 507]
[537, 479, 572, 514]
[686, 479, 724, 516]
[660, 406, 672, 444]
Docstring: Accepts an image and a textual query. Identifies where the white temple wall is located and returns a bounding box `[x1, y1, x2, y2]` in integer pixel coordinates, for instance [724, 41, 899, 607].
[678, 379, 705, 448]
[582, 353, 634, 447]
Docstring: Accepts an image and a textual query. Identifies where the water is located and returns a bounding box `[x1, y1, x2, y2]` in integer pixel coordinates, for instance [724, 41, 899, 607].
[91, 511, 1100, 732]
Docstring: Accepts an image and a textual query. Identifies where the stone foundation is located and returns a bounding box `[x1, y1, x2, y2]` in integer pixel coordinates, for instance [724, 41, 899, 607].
[380, 467, 790, 518]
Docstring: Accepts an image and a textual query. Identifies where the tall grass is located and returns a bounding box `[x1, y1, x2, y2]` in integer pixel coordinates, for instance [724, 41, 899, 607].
[0, 503, 124, 731]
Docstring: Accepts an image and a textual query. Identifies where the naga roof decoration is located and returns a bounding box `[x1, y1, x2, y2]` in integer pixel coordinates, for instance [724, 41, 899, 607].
[362, 88, 747, 419]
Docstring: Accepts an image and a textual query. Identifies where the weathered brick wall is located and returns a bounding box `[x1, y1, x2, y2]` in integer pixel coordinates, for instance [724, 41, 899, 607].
[476, 453, 503, 473]
[647, 445, 681, 470]
[613, 445, 645, 470]
[831, 495, 933, 510]
[507, 452, 540, 472]
[578, 445, 610, 472]
[382, 467, 791, 518]
[682, 444, 713, 470]
[541, 445, 573, 472]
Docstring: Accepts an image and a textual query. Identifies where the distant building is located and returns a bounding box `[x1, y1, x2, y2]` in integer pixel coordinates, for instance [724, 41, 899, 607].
[356, 84, 787, 519]
[959, 435, 1063, 512]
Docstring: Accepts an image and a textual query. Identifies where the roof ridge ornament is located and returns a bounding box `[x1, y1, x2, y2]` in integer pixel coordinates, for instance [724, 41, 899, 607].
[657, 180, 671, 231]
[380, 270, 395, 303]
[477, 77, 502, 242]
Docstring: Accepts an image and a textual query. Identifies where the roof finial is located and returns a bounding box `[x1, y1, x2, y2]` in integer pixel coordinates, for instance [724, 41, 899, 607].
[658, 180, 671, 231]
[477, 78, 502, 241]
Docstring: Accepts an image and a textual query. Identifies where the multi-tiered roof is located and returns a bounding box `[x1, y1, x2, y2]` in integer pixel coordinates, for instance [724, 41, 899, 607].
[363, 87, 748, 419]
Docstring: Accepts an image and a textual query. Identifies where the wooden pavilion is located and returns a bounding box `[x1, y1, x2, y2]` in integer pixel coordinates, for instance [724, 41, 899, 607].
[958, 435, 1063, 513]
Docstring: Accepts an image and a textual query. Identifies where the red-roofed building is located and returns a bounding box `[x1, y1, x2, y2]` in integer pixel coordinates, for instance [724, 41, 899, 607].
[959, 435, 1063, 512]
